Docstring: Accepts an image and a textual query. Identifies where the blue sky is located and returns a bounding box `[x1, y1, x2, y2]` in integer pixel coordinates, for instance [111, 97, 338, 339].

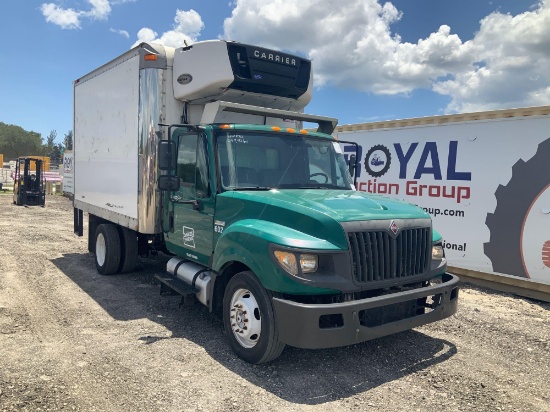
[0, 0, 547, 143]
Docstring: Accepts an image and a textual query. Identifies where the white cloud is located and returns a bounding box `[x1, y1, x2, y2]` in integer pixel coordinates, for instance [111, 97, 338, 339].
[135, 27, 158, 44]
[41, 3, 81, 29]
[222, 0, 550, 113]
[132, 9, 204, 48]
[433, 1, 550, 112]
[222, 0, 473, 94]
[41, 0, 126, 29]
[110, 28, 130, 38]
[84, 0, 111, 20]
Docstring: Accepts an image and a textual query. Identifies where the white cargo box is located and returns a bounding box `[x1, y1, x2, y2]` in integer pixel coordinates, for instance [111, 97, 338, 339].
[73, 43, 180, 234]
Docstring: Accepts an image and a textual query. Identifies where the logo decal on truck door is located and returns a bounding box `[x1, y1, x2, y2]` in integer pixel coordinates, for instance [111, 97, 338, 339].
[183, 226, 195, 248]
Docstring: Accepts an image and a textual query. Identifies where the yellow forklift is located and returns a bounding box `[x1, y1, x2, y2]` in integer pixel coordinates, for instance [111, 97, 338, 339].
[13, 157, 46, 206]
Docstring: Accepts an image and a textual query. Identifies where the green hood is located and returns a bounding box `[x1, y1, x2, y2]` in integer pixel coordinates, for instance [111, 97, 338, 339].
[215, 189, 430, 250]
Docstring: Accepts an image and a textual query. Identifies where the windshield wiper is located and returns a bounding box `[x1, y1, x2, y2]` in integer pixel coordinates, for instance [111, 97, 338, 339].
[231, 186, 273, 191]
[295, 185, 349, 190]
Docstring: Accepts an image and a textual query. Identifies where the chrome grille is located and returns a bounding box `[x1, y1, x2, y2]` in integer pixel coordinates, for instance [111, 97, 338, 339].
[348, 228, 431, 283]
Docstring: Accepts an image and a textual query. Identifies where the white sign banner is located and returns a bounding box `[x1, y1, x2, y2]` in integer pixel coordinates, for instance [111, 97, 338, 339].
[338, 115, 550, 283]
[63, 152, 74, 194]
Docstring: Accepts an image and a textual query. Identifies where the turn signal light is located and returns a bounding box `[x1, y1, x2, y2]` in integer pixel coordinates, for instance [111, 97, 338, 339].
[274, 251, 298, 275]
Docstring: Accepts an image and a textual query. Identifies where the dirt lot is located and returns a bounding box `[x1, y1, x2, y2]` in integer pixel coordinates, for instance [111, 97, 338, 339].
[0, 194, 548, 412]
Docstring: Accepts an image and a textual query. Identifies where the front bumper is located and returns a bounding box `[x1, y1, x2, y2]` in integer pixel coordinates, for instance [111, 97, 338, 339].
[272, 273, 459, 349]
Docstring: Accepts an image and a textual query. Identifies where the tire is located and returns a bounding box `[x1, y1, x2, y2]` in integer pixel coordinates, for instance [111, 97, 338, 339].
[223, 271, 285, 364]
[118, 227, 138, 273]
[484, 137, 550, 278]
[95, 224, 121, 275]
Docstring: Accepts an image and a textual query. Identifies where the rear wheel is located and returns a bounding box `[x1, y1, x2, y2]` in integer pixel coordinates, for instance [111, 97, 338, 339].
[118, 227, 138, 273]
[95, 224, 121, 275]
[223, 271, 285, 364]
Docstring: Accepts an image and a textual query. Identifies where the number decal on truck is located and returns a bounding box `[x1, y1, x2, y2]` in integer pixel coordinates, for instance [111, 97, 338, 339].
[214, 220, 225, 234]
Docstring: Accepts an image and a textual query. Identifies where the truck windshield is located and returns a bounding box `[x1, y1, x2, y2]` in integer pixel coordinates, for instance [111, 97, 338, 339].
[216, 131, 354, 191]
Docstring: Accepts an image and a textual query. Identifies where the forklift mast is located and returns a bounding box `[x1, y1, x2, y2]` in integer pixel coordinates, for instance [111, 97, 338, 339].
[13, 157, 46, 207]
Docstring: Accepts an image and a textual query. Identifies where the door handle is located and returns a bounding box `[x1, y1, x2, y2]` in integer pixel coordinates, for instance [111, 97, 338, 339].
[178, 199, 201, 210]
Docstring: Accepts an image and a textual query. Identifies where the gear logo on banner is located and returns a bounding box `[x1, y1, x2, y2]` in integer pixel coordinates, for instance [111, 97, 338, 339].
[364, 144, 392, 177]
[484, 137, 550, 279]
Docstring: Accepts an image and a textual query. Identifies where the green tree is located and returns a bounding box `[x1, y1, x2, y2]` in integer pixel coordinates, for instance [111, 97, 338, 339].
[50, 143, 64, 166]
[64, 130, 73, 151]
[44, 129, 65, 165]
[46, 130, 57, 153]
[0, 122, 44, 160]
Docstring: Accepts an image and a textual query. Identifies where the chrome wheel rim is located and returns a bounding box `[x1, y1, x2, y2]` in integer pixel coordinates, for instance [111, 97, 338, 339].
[96, 233, 106, 266]
[229, 288, 262, 348]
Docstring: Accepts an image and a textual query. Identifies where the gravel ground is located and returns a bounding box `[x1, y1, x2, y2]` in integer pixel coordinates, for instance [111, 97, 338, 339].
[0, 194, 549, 412]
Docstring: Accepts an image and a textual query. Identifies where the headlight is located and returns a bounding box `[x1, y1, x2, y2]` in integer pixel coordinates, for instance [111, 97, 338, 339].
[299, 254, 318, 273]
[274, 251, 318, 275]
[432, 245, 445, 260]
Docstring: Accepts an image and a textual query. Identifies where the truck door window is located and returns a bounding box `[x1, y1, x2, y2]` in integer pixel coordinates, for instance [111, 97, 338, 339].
[195, 134, 210, 198]
[177, 135, 197, 186]
[176, 133, 210, 197]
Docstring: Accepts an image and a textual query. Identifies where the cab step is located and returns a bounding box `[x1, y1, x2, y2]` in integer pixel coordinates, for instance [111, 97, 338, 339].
[155, 272, 198, 306]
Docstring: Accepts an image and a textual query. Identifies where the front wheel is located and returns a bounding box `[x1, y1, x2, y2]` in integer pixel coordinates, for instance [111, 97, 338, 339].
[223, 271, 285, 364]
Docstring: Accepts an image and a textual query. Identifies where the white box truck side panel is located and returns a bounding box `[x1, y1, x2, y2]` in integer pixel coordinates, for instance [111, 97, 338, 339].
[74, 43, 173, 234]
[74, 55, 140, 227]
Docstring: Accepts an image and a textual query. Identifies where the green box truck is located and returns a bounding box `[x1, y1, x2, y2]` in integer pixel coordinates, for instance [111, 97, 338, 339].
[73, 41, 458, 363]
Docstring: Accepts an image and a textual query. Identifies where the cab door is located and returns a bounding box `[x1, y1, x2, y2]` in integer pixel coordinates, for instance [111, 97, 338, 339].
[164, 129, 214, 266]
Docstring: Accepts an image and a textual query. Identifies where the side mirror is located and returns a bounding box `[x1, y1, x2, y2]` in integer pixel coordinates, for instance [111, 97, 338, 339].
[348, 154, 357, 177]
[158, 140, 177, 171]
[158, 175, 180, 192]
